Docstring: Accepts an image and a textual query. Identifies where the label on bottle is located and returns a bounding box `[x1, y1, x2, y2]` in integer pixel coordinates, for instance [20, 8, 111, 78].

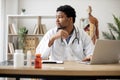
[35, 54, 42, 68]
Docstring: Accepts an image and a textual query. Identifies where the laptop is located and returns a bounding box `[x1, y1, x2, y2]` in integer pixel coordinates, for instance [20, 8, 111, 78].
[87, 40, 120, 64]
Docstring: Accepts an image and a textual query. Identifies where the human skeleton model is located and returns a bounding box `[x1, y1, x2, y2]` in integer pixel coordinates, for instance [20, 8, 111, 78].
[83, 6, 99, 44]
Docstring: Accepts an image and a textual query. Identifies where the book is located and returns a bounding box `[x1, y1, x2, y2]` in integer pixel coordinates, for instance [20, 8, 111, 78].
[9, 24, 12, 34]
[40, 24, 44, 34]
[8, 42, 15, 54]
[33, 24, 46, 34]
[33, 16, 47, 34]
[9, 24, 14, 34]
[42, 24, 47, 34]
[33, 24, 38, 34]
[11, 23, 17, 34]
[9, 23, 17, 34]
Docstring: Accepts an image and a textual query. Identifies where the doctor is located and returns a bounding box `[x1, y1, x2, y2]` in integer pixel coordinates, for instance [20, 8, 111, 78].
[36, 5, 94, 61]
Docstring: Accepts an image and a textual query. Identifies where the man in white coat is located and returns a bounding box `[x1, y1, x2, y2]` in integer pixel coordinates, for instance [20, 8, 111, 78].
[36, 5, 94, 62]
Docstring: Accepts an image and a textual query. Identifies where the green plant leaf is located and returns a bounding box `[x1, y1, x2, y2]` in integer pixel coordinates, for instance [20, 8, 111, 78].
[108, 23, 119, 34]
[18, 26, 28, 49]
[102, 32, 116, 40]
[113, 15, 120, 31]
[102, 14, 120, 40]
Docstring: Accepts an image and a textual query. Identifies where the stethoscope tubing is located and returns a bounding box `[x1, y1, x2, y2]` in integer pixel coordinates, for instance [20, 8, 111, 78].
[61, 27, 79, 46]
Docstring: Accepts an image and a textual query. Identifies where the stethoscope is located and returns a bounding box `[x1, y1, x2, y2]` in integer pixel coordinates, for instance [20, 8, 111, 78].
[60, 27, 79, 46]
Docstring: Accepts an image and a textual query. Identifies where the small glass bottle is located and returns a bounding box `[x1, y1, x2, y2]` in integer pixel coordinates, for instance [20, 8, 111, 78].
[35, 54, 42, 68]
[26, 50, 32, 67]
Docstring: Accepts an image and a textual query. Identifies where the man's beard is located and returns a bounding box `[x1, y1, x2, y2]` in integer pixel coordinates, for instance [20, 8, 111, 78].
[57, 23, 66, 30]
[57, 24, 66, 31]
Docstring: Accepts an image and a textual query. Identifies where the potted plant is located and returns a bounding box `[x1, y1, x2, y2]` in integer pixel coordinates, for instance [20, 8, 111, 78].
[102, 15, 120, 40]
[18, 27, 28, 50]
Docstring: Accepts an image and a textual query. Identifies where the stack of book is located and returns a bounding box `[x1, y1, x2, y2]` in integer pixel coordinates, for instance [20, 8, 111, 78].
[33, 16, 47, 34]
[33, 24, 47, 34]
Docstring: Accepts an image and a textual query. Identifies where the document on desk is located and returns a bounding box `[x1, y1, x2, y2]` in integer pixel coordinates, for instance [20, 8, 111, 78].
[79, 61, 90, 65]
[42, 60, 64, 64]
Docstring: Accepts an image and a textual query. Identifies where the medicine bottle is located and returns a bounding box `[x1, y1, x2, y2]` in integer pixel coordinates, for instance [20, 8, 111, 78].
[35, 54, 42, 68]
[14, 49, 24, 67]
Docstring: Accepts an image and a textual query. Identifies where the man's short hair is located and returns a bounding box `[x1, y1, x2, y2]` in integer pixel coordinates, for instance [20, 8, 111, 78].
[56, 5, 76, 23]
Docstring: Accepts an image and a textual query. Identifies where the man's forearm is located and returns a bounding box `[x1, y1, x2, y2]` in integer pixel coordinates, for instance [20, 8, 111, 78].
[48, 35, 56, 47]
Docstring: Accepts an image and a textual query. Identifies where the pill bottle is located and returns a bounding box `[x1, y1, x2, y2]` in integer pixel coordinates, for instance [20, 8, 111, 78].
[35, 54, 42, 68]
[14, 49, 24, 67]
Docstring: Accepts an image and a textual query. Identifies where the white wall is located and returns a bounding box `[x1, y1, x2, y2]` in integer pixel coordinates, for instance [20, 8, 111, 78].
[0, 0, 5, 62]
[6, 0, 18, 14]
[17, 0, 120, 38]
[5, 0, 120, 38]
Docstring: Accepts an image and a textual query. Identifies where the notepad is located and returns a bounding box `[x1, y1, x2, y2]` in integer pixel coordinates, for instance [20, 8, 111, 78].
[42, 60, 64, 64]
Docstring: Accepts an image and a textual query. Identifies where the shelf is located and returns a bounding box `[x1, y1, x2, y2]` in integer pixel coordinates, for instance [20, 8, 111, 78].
[7, 15, 55, 18]
[7, 15, 54, 60]
[8, 34, 44, 36]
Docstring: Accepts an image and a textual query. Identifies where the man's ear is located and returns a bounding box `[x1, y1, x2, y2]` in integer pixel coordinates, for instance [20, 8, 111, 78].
[68, 17, 73, 23]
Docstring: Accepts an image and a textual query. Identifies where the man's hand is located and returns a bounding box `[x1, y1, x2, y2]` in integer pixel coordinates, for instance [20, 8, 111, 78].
[48, 29, 69, 47]
[82, 55, 92, 62]
[56, 29, 69, 39]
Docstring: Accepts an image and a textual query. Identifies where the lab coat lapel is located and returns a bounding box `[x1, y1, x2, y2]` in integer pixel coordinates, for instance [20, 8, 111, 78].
[62, 29, 77, 60]
[68, 30, 76, 45]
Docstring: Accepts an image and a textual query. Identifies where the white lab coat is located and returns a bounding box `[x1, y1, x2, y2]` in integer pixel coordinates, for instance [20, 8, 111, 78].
[36, 27, 94, 61]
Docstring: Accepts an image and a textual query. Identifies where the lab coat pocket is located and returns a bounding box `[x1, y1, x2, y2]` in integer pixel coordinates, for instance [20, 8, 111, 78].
[71, 40, 83, 52]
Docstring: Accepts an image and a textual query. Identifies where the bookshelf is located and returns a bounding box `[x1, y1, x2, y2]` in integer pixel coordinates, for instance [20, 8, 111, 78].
[6, 15, 55, 60]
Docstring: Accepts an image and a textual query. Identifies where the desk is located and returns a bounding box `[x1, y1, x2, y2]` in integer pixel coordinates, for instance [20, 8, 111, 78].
[0, 61, 120, 80]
